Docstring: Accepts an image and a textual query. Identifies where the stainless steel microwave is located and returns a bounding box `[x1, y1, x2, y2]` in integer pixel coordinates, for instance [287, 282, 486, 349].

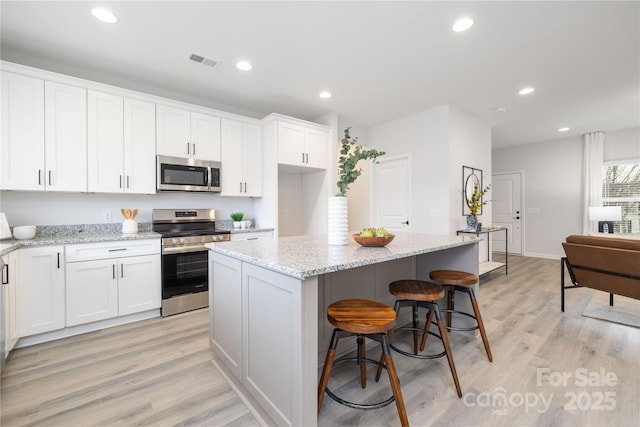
[156, 155, 221, 192]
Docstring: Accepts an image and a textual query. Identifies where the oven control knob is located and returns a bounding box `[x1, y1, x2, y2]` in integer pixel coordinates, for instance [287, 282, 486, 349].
[171, 238, 179, 245]
[179, 238, 185, 245]
[213, 235, 220, 242]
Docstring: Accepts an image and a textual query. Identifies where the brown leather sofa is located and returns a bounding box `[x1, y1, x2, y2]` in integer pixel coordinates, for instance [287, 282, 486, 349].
[561, 235, 640, 311]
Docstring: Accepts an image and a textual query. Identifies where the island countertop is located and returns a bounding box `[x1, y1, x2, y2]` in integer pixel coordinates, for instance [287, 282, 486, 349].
[205, 232, 479, 279]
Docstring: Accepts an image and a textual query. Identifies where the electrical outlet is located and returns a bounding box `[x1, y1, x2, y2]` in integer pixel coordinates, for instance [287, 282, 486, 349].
[103, 211, 112, 222]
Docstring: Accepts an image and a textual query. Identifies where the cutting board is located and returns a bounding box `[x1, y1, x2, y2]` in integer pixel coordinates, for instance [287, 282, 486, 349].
[0, 213, 11, 240]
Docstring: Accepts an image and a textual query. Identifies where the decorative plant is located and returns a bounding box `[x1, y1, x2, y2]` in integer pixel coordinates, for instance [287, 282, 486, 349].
[230, 212, 244, 221]
[336, 127, 386, 197]
[467, 183, 491, 216]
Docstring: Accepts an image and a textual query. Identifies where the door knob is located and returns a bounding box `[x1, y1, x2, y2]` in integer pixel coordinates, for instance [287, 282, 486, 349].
[401, 220, 409, 225]
[513, 216, 520, 220]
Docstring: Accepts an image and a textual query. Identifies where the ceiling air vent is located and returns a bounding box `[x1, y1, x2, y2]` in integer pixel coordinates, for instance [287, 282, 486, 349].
[189, 53, 220, 69]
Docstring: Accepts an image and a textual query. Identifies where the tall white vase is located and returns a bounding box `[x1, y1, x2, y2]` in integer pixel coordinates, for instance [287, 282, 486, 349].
[328, 196, 349, 245]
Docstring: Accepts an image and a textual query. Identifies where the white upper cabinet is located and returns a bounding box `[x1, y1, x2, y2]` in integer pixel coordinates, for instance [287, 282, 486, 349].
[156, 104, 221, 161]
[88, 90, 155, 194]
[1, 72, 86, 191]
[124, 98, 156, 194]
[221, 119, 262, 197]
[277, 120, 328, 170]
[191, 112, 222, 161]
[44, 81, 88, 192]
[1, 72, 45, 190]
[88, 90, 124, 192]
[303, 127, 328, 169]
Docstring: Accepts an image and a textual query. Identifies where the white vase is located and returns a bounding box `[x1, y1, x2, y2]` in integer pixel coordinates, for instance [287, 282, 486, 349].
[327, 196, 348, 245]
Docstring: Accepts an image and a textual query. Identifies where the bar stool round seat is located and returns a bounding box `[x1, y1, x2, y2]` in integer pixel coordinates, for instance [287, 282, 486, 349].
[429, 269, 493, 362]
[318, 299, 409, 427]
[378, 280, 462, 398]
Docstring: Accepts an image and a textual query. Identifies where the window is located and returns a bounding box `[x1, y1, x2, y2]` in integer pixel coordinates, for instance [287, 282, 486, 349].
[602, 160, 640, 233]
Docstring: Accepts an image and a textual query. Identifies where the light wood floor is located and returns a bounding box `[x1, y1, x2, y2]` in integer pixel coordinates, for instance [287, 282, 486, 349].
[2, 255, 639, 426]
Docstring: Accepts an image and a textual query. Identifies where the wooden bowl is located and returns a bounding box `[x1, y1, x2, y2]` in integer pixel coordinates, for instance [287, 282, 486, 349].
[353, 233, 395, 247]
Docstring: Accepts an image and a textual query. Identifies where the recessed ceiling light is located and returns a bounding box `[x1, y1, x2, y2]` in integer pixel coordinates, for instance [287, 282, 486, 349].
[236, 61, 252, 71]
[319, 91, 332, 99]
[496, 106, 507, 113]
[452, 17, 474, 32]
[519, 87, 535, 95]
[91, 8, 118, 24]
[558, 127, 570, 132]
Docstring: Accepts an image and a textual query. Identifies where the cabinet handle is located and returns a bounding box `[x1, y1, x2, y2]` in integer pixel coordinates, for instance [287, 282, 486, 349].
[126, 175, 130, 189]
[119, 175, 123, 189]
[239, 182, 243, 193]
[113, 264, 116, 279]
[57, 252, 60, 269]
[48, 170, 52, 186]
[305, 153, 309, 163]
[38, 169, 42, 185]
[244, 182, 247, 193]
[302, 153, 305, 163]
[2, 264, 8, 285]
[187, 142, 190, 155]
[192, 143, 196, 156]
[108, 248, 127, 252]
[121, 264, 124, 278]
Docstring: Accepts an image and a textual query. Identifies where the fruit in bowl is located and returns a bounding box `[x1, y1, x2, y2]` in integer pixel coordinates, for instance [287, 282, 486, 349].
[353, 227, 395, 247]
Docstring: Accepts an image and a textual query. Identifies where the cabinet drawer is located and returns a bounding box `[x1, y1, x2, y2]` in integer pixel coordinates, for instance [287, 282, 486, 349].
[66, 239, 160, 262]
[230, 231, 273, 241]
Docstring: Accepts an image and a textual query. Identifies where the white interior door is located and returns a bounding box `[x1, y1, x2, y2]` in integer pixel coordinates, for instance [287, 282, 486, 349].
[492, 172, 523, 254]
[373, 156, 410, 232]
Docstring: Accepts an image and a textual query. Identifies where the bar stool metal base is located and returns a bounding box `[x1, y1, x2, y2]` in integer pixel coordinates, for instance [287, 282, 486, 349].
[321, 329, 396, 410]
[390, 300, 447, 360]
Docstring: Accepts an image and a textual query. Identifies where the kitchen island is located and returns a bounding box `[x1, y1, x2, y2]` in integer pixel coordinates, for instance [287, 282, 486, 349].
[206, 233, 479, 427]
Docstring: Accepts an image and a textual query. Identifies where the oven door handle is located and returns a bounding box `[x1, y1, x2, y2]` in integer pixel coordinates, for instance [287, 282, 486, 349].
[162, 244, 208, 254]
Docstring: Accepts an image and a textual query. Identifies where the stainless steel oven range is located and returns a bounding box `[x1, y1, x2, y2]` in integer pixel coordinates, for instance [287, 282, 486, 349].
[152, 209, 230, 317]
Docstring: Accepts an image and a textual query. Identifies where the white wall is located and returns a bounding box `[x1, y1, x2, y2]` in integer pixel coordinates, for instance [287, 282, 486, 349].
[449, 106, 493, 234]
[492, 127, 640, 259]
[366, 105, 491, 236]
[0, 191, 255, 228]
[604, 127, 640, 161]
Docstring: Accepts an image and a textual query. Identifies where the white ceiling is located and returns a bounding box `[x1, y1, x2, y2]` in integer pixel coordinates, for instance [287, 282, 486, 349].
[1, 1, 638, 148]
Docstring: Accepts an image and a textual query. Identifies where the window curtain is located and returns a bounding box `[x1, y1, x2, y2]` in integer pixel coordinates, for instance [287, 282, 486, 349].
[582, 131, 605, 234]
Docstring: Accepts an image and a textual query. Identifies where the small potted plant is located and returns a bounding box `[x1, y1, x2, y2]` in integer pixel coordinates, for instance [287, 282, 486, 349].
[230, 212, 244, 228]
[466, 183, 491, 230]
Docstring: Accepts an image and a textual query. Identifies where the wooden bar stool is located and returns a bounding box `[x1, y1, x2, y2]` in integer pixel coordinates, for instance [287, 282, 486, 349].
[429, 270, 493, 362]
[376, 280, 462, 398]
[317, 299, 409, 427]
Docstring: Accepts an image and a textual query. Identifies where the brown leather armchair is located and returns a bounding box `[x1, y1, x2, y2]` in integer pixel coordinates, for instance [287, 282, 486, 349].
[561, 235, 640, 311]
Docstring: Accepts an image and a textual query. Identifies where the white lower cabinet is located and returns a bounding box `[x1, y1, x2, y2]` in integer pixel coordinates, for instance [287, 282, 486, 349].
[229, 231, 273, 241]
[65, 240, 160, 327]
[3, 251, 19, 356]
[18, 246, 65, 337]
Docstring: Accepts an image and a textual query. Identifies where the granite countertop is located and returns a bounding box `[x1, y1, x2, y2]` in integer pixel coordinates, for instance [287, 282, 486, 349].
[0, 223, 160, 256]
[205, 232, 480, 279]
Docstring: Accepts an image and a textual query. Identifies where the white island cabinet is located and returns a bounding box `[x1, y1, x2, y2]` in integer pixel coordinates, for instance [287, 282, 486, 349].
[207, 233, 479, 426]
